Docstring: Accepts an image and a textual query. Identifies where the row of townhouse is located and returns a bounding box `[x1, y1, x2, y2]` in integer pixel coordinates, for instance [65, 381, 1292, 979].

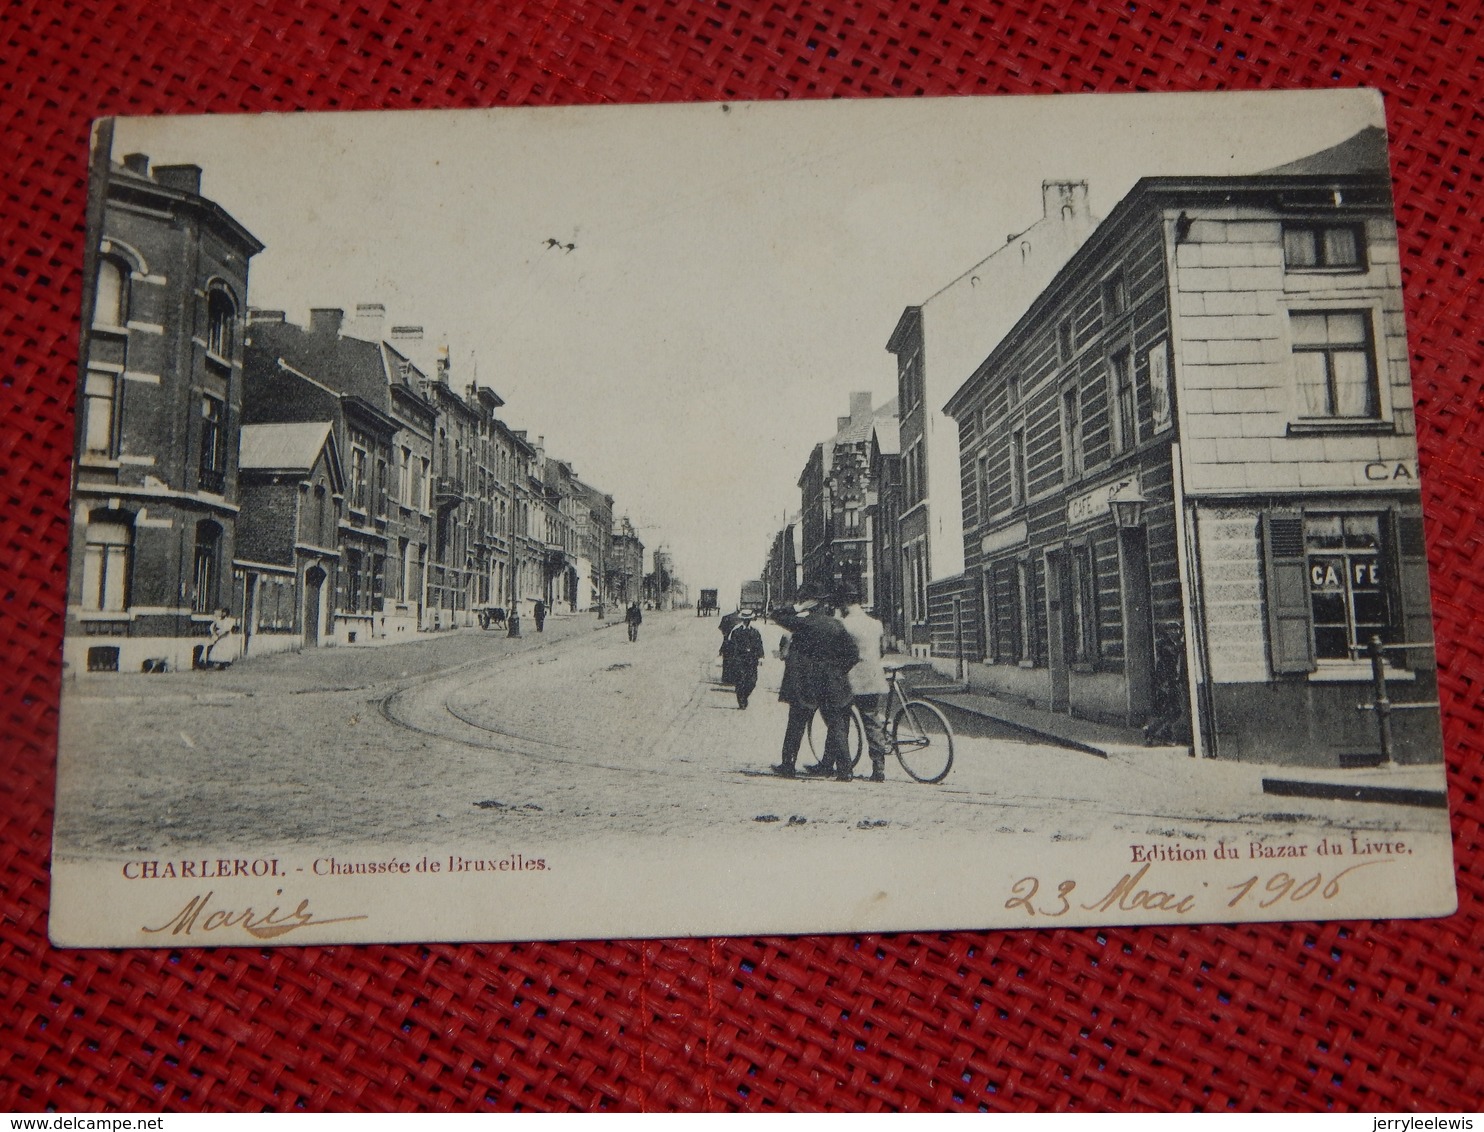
[66, 152, 637, 675]
[890, 127, 1439, 767]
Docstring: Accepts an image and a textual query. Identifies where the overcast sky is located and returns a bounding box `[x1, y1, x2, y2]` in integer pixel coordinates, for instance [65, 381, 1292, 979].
[113, 90, 1384, 603]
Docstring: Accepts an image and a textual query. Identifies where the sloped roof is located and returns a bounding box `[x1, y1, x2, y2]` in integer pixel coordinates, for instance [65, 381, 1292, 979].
[831, 397, 899, 448]
[1261, 126, 1390, 176]
[239, 421, 335, 473]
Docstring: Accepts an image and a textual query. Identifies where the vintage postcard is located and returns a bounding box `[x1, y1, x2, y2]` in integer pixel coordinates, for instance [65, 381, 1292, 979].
[51, 90, 1457, 947]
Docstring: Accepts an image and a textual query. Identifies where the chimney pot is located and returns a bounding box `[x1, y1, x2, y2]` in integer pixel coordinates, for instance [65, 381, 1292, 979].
[1042, 180, 1090, 221]
[121, 153, 150, 175]
[309, 308, 345, 337]
[153, 164, 203, 195]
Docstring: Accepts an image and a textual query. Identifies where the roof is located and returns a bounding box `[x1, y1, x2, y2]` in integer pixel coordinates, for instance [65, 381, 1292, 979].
[239, 422, 335, 473]
[942, 162, 1394, 418]
[1260, 126, 1390, 176]
[830, 397, 898, 450]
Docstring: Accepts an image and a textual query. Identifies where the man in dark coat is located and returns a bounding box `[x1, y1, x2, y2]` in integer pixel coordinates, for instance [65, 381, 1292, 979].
[722, 610, 765, 709]
[717, 609, 742, 684]
[533, 599, 547, 632]
[770, 584, 859, 779]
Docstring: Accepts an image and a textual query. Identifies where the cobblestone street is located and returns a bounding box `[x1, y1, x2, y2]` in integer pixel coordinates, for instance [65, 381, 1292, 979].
[56, 611, 1449, 860]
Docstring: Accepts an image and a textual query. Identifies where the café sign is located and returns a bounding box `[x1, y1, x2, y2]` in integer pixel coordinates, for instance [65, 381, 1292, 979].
[1068, 473, 1140, 528]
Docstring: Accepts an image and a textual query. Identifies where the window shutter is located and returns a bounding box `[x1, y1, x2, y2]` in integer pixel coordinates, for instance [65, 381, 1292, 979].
[1392, 511, 1435, 670]
[1261, 511, 1316, 675]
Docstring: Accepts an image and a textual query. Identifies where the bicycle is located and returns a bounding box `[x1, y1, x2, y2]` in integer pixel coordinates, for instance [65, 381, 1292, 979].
[806, 662, 955, 783]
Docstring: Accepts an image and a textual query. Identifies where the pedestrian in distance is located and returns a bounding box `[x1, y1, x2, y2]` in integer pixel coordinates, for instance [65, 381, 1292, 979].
[534, 599, 547, 633]
[1143, 622, 1190, 747]
[837, 591, 891, 782]
[201, 607, 237, 668]
[722, 609, 765, 709]
[770, 583, 859, 780]
[717, 609, 742, 684]
[626, 602, 643, 642]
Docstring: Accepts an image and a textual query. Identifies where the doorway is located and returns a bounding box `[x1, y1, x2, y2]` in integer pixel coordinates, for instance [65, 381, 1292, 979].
[304, 565, 325, 647]
[1118, 527, 1155, 725]
[1044, 549, 1071, 713]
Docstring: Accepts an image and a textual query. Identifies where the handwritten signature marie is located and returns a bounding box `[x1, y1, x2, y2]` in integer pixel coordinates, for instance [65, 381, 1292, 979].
[142, 890, 368, 940]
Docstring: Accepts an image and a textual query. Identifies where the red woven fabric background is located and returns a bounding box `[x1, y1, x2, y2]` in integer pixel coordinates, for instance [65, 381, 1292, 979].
[3, 0, 1482, 1112]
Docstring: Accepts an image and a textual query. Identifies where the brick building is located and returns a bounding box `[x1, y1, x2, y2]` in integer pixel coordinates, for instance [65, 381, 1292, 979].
[67, 153, 262, 674]
[944, 134, 1437, 766]
[235, 422, 343, 654]
[887, 181, 1097, 654]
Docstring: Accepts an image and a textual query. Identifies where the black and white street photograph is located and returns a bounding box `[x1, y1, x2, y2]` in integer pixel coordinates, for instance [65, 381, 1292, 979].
[52, 90, 1456, 947]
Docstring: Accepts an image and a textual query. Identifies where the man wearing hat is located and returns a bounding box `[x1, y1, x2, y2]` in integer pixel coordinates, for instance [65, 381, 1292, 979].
[770, 583, 859, 779]
[721, 609, 765, 709]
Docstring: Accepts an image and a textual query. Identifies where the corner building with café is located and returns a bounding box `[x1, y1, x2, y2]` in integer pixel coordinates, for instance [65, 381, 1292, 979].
[942, 134, 1439, 766]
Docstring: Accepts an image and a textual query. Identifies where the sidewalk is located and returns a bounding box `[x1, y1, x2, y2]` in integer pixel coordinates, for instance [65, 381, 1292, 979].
[922, 687, 1448, 810]
[63, 608, 627, 702]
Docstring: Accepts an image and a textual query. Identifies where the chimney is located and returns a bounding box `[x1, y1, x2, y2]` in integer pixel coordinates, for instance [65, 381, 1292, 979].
[154, 164, 203, 195]
[390, 325, 423, 341]
[352, 302, 386, 342]
[309, 308, 344, 337]
[838, 417, 850, 433]
[1043, 180, 1090, 222]
[121, 153, 150, 176]
[850, 391, 873, 423]
[248, 309, 286, 324]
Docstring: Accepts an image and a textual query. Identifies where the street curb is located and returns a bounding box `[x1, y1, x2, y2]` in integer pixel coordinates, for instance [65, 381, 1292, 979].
[922, 695, 1108, 759]
[1261, 777, 1449, 809]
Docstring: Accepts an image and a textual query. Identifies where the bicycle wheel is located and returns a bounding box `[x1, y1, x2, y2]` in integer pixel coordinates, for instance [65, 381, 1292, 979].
[890, 700, 954, 783]
[805, 708, 864, 769]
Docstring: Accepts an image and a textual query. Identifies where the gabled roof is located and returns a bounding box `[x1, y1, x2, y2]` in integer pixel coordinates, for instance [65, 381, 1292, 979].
[239, 421, 340, 481]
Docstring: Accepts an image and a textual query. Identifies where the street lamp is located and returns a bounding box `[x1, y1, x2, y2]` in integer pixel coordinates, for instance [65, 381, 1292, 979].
[1108, 482, 1147, 530]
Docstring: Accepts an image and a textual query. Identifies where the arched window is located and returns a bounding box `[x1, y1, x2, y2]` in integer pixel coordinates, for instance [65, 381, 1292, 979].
[207, 286, 237, 360]
[94, 257, 129, 328]
[192, 520, 222, 614]
[82, 511, 133, 612]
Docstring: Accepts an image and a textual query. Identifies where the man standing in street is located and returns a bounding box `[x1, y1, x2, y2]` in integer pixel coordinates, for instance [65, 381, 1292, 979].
[723, 609, 765, 709]
[534, 599, 547, 633]
[770, 584, 859, 780]
[626, 601, 643, 642]
[838, 591, 891, 782]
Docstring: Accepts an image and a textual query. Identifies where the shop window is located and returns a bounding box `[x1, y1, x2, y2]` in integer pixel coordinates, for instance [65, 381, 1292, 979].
[1283, 223, 1366, 272]
[1303, 513, 1391, 660]
[1015, 559, 1034, 665]
[82, 512, 133, 612]
[346, 549, 363, 614]
[87, 646, 120, 672]
[1291, 311, 1379, 420]
[192, 521, 222, 614]
[94, 257, 129, 328]
[1262, 510, 1415, 675]
[199, 395, 225, 494]
[1069, 545, 1099, 664]
[83, 367, 119, 458]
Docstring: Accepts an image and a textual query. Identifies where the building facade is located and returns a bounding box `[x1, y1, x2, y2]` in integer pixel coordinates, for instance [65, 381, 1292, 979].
[945, 152, 1437, 766]
[888, 181, 1097, 654]
[67, 154, 262, 674]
